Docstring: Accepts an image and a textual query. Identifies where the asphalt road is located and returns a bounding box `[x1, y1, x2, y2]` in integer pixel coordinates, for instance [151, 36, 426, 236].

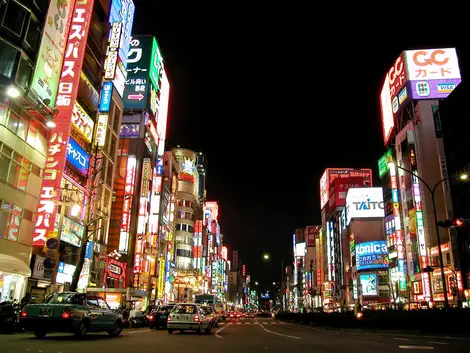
[1, 317, 469, 353]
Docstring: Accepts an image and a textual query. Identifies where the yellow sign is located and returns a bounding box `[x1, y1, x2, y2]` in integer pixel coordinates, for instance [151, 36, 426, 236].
[157, 258, 165, 298]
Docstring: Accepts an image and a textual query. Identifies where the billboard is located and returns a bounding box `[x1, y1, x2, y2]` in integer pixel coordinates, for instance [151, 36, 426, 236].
[380, 48, 461, 144]
[305, 226, 320, 247]
[377, 149, 393, 178]
[33, 1, 95, 246]
[30, 0, 74, 108]
[124, 36, 160, 109]
[360, 273, 378, 296]
[66, 137, 90, 176]
[328, 177, 366, 214]
[356, 240, 389, 271]
[109, 0, 135, 70]
[405, 48, 461, 99]
[320, 168, 373, 209]
[346, 187, 385, 224]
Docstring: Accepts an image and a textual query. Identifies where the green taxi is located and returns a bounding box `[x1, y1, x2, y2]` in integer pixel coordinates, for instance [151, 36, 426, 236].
[20, 292, 123, 338]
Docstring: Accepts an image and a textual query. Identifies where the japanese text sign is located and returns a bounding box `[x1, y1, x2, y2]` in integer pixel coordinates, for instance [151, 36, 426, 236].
[109, 0, 135, 70]
[66, 137, 90, 176]
[72, 102, 94, 142]
[33, 0, 95, 246]
[405, 48, 462, 99]
[99, 81, 113, 112]
[123, 35, 153, 109]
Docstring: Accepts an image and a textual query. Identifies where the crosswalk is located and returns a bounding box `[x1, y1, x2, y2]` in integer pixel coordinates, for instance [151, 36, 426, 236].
[220, 321, 285, 326]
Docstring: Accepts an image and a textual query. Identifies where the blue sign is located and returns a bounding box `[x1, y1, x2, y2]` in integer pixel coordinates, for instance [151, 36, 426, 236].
[58, 262, 65, 273]
[66, 137, 90, 176]
[99, 82, 113, 112]
[109, 0, 135, 70]
[85, 241, 93, 259]
[356, 240, 389, 271]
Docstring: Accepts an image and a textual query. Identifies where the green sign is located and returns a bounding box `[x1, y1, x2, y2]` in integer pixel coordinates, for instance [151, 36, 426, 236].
[30, 0, 74, 108]
[149, 38, 163, 93]
[378, 149, 393, 178]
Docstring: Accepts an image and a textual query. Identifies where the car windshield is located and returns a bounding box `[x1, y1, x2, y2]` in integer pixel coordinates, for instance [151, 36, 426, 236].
[172, 304, 197, 314]
[156, 305, 174, 313]
[44, 293, 83, 305]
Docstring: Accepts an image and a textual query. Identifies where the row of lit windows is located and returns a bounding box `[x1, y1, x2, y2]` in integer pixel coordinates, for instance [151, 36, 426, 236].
[177, 211, 194, 221]
[176, 249, 192, 258]
[0, 102, 49, 156]
[175, 199, 194, 208]
[175, 223, 194, 233]
[0, 142, 42, 191]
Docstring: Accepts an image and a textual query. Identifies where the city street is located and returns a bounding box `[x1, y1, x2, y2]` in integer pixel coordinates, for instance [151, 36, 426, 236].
[1, 318, 469, 353]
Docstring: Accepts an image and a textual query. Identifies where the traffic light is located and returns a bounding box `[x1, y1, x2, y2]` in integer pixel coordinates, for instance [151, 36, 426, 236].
[454, 218, 465, 227]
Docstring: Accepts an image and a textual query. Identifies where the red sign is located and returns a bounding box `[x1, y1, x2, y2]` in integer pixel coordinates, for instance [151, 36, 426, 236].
[328, 176, 366, 214]
[304, 226, 320, 247]
[33, 0, 95, 246]
[104, 258, 127, 287]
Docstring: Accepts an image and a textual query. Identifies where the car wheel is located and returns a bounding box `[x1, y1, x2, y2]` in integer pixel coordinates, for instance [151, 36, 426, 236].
[168, 329, 173, 334]
[34, 330, 47, 339]
[74, 321, 88, 338]
[108, 320, 123, 337]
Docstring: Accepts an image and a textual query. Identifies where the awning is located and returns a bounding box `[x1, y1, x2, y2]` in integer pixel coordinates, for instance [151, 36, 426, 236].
[0, 254, 31, 277]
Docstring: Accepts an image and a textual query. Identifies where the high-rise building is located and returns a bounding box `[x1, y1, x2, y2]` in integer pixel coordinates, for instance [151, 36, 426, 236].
[0, 0, 51, 302]
[106, 34, 170, 308]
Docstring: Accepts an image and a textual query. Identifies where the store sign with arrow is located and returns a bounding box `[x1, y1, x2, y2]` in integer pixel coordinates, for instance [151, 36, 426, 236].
[123, 36, 155, 110]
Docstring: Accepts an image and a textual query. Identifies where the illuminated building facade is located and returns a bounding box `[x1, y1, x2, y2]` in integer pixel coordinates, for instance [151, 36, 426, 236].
[379, 48, 463, 308]
[0, 0, 51, 302]
[18, 1, 135, 306]
[107, 34, 169, 308]
[318, 168, 372, 308]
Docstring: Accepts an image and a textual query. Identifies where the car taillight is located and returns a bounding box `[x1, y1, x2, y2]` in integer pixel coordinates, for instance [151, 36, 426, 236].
[211, 314, 214, 319]
[193, 315, 200, 322]
[148, 315, 154, 320]
[20, 311, 27, 317]
[62, 307, 71, 319]
[167, 315, 172, 321]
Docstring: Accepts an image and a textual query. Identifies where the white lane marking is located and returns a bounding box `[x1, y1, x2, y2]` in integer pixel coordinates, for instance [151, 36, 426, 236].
[236, 322, 241, 325]
[426, 342, 449, 345]
[127, 329, 151, 334]
[399, 346, 434, 350]
[394, 338, 410, 341]
[215, 324, 230, 339]
[258, 322, 300, 340]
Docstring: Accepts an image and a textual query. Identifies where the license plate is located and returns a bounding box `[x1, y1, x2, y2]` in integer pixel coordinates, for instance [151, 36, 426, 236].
[5, 317, 13, 323]
[160, 315, 166, 319]
[39, 308, 51, 317]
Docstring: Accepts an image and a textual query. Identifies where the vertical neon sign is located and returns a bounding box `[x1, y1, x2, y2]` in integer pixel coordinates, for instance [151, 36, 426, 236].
[34, 0, 95, 246]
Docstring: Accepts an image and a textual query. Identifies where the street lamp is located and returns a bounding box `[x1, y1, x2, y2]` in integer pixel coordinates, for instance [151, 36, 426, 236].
[255, 281, 259, 285]
[395, 165, 467, 310]
[263, 254, 270, 260]
[262, 253, 285, 311]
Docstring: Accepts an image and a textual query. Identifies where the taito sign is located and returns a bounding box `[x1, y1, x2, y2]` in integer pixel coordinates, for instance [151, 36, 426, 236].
[33, 0, 95, 246]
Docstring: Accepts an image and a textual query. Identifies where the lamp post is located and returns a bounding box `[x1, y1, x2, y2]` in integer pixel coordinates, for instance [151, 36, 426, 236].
[396, 165, 467, 311]
[263, 254, 285, 311]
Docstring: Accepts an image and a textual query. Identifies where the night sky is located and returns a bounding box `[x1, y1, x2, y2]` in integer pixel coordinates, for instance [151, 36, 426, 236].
[133, 1, 469, 287]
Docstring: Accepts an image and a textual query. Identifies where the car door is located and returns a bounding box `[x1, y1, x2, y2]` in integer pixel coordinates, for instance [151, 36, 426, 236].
[97, 297, 115, 330]
[86, 296, 106, 330]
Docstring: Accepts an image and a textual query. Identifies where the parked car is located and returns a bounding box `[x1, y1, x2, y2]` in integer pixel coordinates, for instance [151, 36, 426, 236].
[19, 292, 123, 339]
[149, 304, 175, 329]
[167, 303, 211, 334]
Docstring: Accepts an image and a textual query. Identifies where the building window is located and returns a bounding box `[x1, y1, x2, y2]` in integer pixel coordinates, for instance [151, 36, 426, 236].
[24, 17, 40, 52]
[16, 55, 33, 89]
[0, 40, 17, 78]
[0, 155, 8, 181]
[2, 0, 27, 37]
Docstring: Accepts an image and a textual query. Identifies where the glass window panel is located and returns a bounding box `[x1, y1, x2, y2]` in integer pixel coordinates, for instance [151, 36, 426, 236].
[0, 155, 10, 181]
[109, 134, 116, 160]
[7, 160, 20, 185]
[2, 145, 13, 157]
[0, 40, 17, 78]
[7, 112, 19, 134]
[36, 123, 48, 155]
[0, 104, 7, 126]
[2, 0, 27, 36]
[16, 167, 29, 191]
[16, 56, 33, 89]
[17, 116, 28, 140]
[113, 105, 121, 132]
[25, 17, 40, 51]
[0, 211, 9, 239]
[26, 118, 38, 147]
